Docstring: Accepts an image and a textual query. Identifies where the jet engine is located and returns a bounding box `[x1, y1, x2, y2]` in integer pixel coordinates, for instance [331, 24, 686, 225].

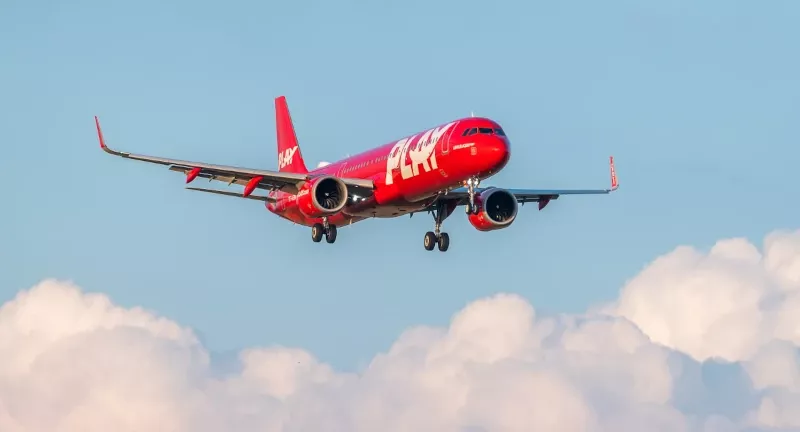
[467, 188, 518, 232]
[297, 175, 349, 218]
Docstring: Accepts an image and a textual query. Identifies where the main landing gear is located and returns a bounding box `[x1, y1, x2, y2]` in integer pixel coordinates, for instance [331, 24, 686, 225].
[464, 176, 480, 215]
[424, 200, 451, 252]
[311, 218, 337, 244]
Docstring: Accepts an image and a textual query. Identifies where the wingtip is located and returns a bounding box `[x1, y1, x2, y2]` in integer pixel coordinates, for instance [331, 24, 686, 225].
[609, 155, 619, 191]
[94, 115, 106, 149]
[94, 116, 127, 157]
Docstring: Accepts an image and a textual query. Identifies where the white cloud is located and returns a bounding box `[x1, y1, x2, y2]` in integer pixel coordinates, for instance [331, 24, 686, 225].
[3, 229, 800, 431]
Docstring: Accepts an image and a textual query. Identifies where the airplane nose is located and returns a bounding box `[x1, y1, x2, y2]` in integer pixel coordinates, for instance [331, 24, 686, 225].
[485, 136, 510, 170]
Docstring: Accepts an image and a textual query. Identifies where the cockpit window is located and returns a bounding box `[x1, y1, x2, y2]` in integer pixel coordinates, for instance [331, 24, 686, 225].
[462, 126, 505, 136]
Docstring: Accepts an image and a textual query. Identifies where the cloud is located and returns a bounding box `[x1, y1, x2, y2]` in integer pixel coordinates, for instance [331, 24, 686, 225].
[3, 230, 800, 431]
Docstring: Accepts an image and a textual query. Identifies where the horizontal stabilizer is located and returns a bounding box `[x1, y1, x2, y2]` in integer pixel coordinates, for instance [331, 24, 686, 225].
[185, 187, 275, 202]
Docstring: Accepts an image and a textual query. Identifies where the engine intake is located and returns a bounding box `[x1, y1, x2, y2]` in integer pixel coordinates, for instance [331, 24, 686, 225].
[297, 175, 349, 218]
[467, 188, 518, 231]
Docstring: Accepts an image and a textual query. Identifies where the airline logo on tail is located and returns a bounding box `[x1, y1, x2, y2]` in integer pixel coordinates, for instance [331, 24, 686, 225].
[385, 122, 455, 185]
[279, 146, 299, 170]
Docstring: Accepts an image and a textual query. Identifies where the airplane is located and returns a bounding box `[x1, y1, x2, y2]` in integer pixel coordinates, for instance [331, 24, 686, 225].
[94, 96, 618, 252]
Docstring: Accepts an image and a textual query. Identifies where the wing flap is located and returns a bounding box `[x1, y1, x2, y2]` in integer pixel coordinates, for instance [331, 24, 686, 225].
[185, 187, 275, 202]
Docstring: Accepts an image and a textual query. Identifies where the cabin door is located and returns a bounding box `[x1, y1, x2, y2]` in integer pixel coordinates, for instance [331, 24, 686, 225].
[440, 121, 459, 155]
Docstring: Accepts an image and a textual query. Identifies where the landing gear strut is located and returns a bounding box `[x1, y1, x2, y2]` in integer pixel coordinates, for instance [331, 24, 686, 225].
[465, 176, 480, 215]
[311, 218, 337, 244]
[424, 200, 451, 252]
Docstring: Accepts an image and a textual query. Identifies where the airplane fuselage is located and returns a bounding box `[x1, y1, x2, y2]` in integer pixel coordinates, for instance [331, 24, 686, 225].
[265, 117, 511, 227]
[95, 94, 616, 252]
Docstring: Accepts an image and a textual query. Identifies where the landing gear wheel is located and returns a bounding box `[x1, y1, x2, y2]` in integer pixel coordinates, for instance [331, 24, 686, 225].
[437, 232, 450, 252]
[325, 225, 337, 244]
[311, 223, 324, 242]
[423, 231, 436, 251]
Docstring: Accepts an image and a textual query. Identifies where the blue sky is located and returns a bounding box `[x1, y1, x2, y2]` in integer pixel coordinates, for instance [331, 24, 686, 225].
[2, 0, 799, 371]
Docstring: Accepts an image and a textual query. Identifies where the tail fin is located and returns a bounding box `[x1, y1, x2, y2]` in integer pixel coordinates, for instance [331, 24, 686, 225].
[275, 96, 309, 174]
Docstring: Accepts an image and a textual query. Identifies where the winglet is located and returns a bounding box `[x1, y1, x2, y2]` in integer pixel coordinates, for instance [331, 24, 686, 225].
[94, 116, 128, 157]
[95, 116, 107, 150]
[609, 156, 619, 191]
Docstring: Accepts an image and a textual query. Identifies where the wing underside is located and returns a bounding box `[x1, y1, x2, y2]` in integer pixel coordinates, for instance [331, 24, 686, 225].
[185, 186, 275, 202]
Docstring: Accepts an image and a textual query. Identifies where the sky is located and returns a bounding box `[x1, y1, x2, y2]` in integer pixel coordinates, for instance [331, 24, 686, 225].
[2, 0, 800, 430]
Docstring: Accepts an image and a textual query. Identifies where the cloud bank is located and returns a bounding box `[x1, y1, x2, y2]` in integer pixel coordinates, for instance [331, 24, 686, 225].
[4, 230, 800, 431]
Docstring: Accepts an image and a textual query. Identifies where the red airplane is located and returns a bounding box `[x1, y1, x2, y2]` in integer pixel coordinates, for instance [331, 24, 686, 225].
[95, 96, 618, 252]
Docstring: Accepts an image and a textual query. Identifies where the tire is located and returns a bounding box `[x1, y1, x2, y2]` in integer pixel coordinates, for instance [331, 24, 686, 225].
[437, 232, 450, 252]
[311, 223, 324, 242]
[325, 225, 337, 244]
[423, 231, 436, 251]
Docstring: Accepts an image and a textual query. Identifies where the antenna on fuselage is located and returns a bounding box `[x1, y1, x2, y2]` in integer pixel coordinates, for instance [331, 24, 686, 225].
[470, 111, 475, 117]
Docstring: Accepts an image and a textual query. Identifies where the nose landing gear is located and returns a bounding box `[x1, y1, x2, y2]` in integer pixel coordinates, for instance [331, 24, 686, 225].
[464, 176, 480, 215]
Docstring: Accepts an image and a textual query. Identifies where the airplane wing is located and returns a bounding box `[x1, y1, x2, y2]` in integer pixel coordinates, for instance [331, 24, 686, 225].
[94, 116, 374, 197]
[436, 156, 618, 210]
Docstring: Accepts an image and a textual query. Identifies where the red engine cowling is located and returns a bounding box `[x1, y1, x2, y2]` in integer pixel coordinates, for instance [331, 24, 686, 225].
[297, 175, 349, 218]
[467, 188, 519, 232]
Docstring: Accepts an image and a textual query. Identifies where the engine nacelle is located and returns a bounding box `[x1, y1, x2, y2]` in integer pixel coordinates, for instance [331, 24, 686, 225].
[467, 188, 519, 232]
[297, 175, 349, 218]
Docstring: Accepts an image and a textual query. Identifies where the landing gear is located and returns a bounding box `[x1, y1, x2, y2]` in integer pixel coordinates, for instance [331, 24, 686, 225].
[423, 231, 450, 252]
[464, 176, 480, 214]
[424, 200, 452, 252]
[311, 218, 337, 244]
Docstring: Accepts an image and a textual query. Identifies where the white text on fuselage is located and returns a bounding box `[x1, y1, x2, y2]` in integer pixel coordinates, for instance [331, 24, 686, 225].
[452, 142, 474, 150]
[385, 122, 455, 185]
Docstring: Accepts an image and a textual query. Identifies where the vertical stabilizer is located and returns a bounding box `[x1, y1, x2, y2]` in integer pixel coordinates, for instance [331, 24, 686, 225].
[275, 96, 309, 174]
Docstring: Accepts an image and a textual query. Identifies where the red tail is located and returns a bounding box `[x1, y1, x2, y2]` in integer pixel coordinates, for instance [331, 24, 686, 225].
[275, 96, 309, 174]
